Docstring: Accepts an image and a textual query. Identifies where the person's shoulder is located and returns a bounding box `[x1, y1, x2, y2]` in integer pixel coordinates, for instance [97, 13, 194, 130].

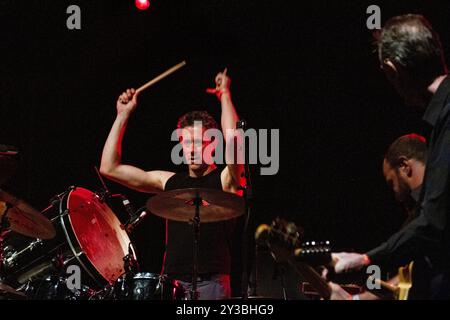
[163, 171, 188, 189]
[444, 99, 450, 114]
[169, 171, 189, 181]
[438, 101, 450, 128]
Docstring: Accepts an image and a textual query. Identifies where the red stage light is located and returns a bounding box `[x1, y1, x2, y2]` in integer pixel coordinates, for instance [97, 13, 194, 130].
[135, 0, 150, 10]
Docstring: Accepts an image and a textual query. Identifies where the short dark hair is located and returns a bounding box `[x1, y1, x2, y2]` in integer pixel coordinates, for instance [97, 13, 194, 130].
[177, 110, 218, 130]
[376, 14, 447, 82]
[385, 133, 427, 168]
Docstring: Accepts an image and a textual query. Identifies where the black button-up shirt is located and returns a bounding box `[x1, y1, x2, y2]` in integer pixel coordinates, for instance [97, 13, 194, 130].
[367, 76, 450, 270]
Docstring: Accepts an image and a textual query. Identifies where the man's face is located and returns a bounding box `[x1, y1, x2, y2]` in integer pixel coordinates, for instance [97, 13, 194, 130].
[383, 159, 411, 202]
[179, 125, 215, 171]
[379, 55, 426, 107]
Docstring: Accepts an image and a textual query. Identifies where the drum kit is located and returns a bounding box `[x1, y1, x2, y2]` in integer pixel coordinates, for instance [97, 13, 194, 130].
[0, 144, 245, 300]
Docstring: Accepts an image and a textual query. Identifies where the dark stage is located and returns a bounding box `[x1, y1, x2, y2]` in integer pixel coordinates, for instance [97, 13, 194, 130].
[2, 0, 450, 299]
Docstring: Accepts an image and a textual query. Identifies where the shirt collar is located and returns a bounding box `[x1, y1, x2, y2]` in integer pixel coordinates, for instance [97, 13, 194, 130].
[423, 76, 450, 127]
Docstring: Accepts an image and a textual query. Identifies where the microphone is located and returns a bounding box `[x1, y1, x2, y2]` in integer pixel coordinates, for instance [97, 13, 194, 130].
[124, 210, 147, 233]
[118, 194, 147, 233]
[120, 195, 135, 218]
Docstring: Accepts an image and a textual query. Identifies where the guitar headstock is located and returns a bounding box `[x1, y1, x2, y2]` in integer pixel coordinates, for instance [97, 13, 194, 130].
[255, 217, 331, 265]
[255, 217, 303, 247]
[255, 218, 334, 300]
[295, 241, 331, 265]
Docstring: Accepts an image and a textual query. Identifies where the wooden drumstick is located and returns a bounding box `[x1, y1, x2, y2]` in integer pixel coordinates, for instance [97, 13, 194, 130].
[135, 60, 187, 95]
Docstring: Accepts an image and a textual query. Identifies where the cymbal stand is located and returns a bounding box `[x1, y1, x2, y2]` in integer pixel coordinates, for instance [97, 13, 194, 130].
[190, 191, 201, 300]
[237, 120, 254, 299]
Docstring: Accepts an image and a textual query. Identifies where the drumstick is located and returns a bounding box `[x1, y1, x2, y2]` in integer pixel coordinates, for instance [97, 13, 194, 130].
[135, 60, 187, 95]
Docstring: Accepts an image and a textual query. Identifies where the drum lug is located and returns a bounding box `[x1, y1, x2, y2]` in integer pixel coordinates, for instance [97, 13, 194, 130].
[2, 245, 18, 269]
[62, 255, 76, 266]
[29, 239, 43, 250]
[60, 209, 69, 218]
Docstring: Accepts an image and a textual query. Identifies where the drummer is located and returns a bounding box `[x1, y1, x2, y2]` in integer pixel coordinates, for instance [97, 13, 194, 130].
[100, 69, 244, 300]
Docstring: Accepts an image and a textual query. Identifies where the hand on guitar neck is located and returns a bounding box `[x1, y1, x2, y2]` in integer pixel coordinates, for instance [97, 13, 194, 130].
[331, 252, 371, 273]
[328, 251, 414, 300]
[255, 218, 414, 300]
[323, 259, 414, 300]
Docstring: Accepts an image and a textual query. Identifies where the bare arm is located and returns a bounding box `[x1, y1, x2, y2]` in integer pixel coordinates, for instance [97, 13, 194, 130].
[329, 282, 381, 300]
[210, 69, 245, 194]
[100, 88, 174, 193]
[353, 291, 381, 300]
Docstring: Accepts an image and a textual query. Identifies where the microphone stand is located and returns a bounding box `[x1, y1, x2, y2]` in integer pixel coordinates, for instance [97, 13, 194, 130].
[237, 120, 254, 300]
[94, 166, 112, 202]
[94, 166, 144, 232]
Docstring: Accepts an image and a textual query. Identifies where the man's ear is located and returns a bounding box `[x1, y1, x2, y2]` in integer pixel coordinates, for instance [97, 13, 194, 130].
[382, 59, 399, 82]
[397, 156, 412, 177]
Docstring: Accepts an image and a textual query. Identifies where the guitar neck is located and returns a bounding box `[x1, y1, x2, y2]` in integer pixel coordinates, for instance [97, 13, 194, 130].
[291, 246, 335, 299]
[292, 261, 332, 299]
[254, 220, 335, 300]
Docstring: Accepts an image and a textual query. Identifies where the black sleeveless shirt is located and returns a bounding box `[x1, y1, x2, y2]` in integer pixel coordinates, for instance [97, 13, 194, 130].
[163, 168, 236, 275]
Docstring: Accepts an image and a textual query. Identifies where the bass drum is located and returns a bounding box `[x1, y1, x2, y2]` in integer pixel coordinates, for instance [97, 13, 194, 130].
[3, 186, 134, 291]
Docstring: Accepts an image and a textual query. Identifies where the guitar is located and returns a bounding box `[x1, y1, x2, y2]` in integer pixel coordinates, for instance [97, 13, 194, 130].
[255, 218, 413, 300]
[255, 218, 334, 299]
[369, 261, 414, 300]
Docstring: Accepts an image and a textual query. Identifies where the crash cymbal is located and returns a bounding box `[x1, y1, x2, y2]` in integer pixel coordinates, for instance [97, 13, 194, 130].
[146, 188, 245, 223]
[0, 145, 18, 186]
[0, 283, 27, 300]
[0, 189, 56, 239]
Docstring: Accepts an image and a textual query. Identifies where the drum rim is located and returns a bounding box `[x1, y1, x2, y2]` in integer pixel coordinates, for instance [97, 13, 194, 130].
[132, 272, 162, 280]
[61, 186, 132, 286]
[59, 187, 105, 287]
[6, 186, 132, 289]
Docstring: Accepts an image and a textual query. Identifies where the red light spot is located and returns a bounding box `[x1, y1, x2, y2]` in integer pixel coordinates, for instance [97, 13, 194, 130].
[135, 0, 150, 10]
[403, 133, 426, 143]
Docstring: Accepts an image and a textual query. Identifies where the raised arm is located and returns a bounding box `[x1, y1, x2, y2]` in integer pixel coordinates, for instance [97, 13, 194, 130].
[210, 69, 245, 194]
[100, 88, 174, 193]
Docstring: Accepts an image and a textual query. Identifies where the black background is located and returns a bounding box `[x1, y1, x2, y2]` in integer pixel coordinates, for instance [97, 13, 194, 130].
[2, 0, 450, 294]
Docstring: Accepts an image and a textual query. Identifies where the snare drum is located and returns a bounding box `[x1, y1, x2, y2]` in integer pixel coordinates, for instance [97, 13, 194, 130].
[112, 272, 185, 300]
[2, 187, 134, 291]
